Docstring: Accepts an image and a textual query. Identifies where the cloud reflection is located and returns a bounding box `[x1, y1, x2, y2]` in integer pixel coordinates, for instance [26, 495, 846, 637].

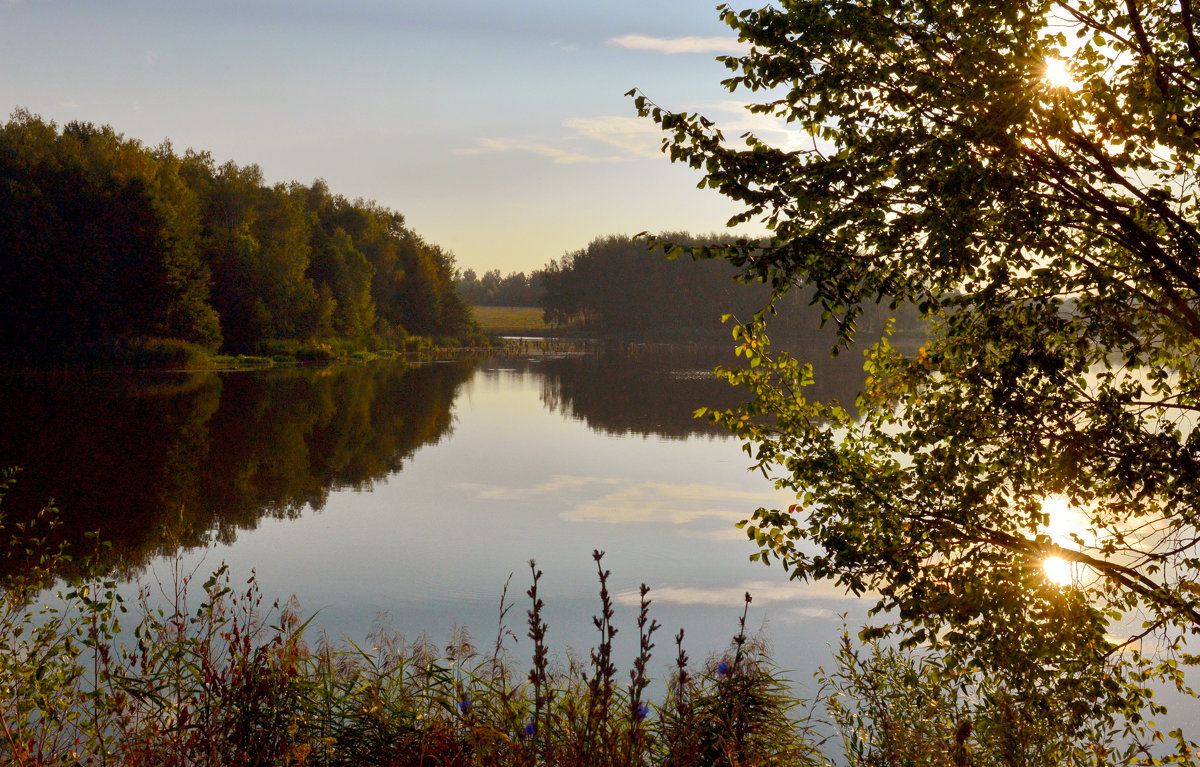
[614, 579, 854, 607]
[781, 607, 837, 622]
[560, 481, 776, 525]
[459, 474, 621, 500]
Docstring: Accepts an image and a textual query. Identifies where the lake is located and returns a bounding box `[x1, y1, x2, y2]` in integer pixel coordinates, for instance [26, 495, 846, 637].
[0, 344, 872, 695]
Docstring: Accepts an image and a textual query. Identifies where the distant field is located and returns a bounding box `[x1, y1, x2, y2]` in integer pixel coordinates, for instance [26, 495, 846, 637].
[470, 305, 552, 335]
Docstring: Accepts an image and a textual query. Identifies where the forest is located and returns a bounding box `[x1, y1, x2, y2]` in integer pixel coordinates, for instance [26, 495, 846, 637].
[536, 233, 924, 344]
[0, 110, 474, 363]
[454, 268, 543, 307]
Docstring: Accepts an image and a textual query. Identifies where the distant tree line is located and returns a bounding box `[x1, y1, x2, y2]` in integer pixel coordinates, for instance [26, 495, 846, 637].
[0, 109, 473, 362]
[537, 233, 923, 343]
[454, 269, 543, 307]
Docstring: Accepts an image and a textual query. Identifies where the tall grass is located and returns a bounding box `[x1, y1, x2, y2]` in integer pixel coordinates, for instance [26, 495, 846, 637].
[1, 478, 1163, 765]
[0, 499, 819, 767]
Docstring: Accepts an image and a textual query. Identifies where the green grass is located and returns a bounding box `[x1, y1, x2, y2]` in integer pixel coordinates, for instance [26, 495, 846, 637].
[471, 306, 554, 335]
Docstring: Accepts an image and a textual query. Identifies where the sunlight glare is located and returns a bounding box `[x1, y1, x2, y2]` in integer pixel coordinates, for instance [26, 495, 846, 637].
[1039, 495, 1086, 586]
[1043, 57, 1075, 89]
[1043, 555, 1073, 586]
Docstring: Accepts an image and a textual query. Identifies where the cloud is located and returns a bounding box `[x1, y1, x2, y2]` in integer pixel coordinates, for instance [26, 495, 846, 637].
[613, 579, 856, 607]
[458, 475, 621, 500]
[560, 116, 663, 159]
[704, 100, 812, 153]
[454, 137, 626, 165]
[145, 50, 160, 67]
[608, 34, 749, 55]
[560, 481, 778, 525]
[455, 101, 810, 168]
[455, 115, 665, 164]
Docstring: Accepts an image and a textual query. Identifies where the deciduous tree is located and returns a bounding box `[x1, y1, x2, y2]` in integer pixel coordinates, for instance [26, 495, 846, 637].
[635, 0, 1200, 748]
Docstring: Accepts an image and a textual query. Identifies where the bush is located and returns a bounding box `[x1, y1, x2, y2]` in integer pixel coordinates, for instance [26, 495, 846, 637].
[821, 631, 1153, 767]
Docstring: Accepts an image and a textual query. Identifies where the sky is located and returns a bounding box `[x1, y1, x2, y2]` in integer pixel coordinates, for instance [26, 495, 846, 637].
[0, 0, 796, 275]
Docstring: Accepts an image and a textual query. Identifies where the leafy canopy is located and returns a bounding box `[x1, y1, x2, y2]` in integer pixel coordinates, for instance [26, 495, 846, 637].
[635, 0, 1200, 746]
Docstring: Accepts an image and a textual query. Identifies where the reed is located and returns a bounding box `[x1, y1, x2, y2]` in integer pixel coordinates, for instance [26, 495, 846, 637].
[0, 506, 818, 767]
[2, 485, 1107, 765]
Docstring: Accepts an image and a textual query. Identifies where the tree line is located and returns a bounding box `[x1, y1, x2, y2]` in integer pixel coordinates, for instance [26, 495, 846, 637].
[454, 268, 543, 307]
[0, 110, 474, 362]
[536, 233, 923, 343]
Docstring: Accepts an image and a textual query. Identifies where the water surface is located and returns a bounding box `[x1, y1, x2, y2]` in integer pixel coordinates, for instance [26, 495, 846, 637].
[0, 347, 871, 688]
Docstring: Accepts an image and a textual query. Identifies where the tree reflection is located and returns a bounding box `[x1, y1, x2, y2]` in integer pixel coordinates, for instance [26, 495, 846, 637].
[0, 349, 867, 580]
[534, 344, 867, 440]
[0, 360, 474, 576]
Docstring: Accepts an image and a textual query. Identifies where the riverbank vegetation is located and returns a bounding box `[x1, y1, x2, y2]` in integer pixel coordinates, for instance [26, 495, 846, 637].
[469, 306, 557, 336]
[0, 110, 477, 366]
[2, 495, 1137, 766]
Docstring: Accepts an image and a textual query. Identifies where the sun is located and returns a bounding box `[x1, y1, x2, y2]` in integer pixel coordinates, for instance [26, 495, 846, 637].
[1043, 555, 1073, 586]
[1043, 58, 1075, 89]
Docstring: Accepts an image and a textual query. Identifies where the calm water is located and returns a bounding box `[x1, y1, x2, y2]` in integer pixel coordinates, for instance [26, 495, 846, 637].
[5, 344, 1199, 733]
[0, 345, 871, 689]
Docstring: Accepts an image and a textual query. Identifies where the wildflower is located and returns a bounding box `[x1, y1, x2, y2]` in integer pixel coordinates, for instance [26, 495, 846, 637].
[525, 722, 535, 736]
[635, 703, 649, 720]
[459, 699, 470, 713]
[718, 661, 730, 675]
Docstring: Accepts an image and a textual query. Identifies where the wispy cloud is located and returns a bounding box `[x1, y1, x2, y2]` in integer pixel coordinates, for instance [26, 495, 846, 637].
[608, 34, 749, 55]
[145, 50, 160, 67]
[561, 116, 662, 159]
[455, 99, 808, 168]
[454, 137, 625, 165]
[561, 481, 777, 525]
[703, 100, 812, 152]
[455, 115, 664, 165]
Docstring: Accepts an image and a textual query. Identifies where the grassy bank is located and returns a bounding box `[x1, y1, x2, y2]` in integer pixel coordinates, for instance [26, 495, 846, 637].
[3, 333, 497, 372]
[471, 306, 558, 337]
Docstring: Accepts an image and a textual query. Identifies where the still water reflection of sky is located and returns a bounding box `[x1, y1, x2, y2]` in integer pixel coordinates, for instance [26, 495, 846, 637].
[150, 357, 867, 691]
[11, 350, 1195, 732]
